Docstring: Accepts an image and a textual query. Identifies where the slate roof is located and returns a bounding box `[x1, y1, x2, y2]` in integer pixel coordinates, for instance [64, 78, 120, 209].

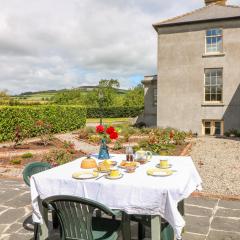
[153, 3, 240, 29]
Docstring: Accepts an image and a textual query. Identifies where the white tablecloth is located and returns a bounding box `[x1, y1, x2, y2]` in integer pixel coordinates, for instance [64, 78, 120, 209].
[30, 155, 202, 238]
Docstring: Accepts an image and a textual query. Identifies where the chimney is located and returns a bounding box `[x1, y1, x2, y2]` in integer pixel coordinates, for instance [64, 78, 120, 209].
[205, 0, 227, 6]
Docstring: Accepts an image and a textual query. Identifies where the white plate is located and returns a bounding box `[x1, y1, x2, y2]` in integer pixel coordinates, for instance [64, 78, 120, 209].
[105, 173, 123, 180]
[147, 168, 173, 177]
[118, 162, 140, 169]
[72, 171, 98, 180]
[151, 171, 172, 177]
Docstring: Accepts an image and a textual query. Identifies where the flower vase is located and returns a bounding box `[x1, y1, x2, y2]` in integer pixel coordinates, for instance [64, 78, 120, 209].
[98, 138, 110, 159]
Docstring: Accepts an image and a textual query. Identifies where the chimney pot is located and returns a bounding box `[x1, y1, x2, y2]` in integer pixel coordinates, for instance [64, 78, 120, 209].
[205, 0, 227, 6]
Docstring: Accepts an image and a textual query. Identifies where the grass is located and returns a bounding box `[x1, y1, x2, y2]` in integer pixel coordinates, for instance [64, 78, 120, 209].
[86, 118, 132, 124]
[21, 152, 33, 158]
[13, 92, 56, 101]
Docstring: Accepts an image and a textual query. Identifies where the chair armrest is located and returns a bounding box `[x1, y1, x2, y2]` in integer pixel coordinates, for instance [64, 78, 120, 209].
[111, 209, 122, 217]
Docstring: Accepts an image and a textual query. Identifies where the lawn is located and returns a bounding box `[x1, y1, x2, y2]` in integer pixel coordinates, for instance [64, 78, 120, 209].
[87, 118, 132, 124]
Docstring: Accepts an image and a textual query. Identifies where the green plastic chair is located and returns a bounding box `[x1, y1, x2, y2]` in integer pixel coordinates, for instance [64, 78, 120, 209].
[42, 195, 122, 240]
[22, 162, 52, 186]
[22, 162, 52, 240]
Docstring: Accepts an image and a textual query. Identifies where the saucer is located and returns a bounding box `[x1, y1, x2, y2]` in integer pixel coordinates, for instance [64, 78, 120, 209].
[105, 173, 123, 180]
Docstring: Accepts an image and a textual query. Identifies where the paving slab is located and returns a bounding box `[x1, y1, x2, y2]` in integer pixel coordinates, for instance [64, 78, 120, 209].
[0, 208, 25, 224]
[182, 232, 206, 240]
[211, 217, 240, 233]
[0, 224, 8, 234]
[184, 215, 210, 235]
[216, 208, 240, 218]
[207, 230, 240, 240]
[5, 192, 31, 208]
[185, 205, 213, 217]
[4, 222, 23, 234]
[185, 197, 217, 209]
[218, 199, 240, 210]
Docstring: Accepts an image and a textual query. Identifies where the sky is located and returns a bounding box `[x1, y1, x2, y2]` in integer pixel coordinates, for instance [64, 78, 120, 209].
[0, 0, 239, 94]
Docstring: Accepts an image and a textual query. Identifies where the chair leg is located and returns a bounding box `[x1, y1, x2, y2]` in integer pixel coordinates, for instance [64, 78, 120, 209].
[34, 223, 39, 240]
[138, 222, 145, 240]
[52, 211, 59, 229]
[122, 213, 131, 240]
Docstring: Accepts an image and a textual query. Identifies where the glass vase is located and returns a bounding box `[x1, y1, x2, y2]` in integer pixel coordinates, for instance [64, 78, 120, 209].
[98, 138, 110, 160]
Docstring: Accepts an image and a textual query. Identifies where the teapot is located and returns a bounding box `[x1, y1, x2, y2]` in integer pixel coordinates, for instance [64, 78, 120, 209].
[135, 148, 152, 164]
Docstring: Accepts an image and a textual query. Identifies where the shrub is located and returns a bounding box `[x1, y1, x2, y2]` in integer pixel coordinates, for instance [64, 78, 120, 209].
[10, 158, 22, 165]
[12, 125, 28, 148]
[0, 106, 86, 142]
[44, 149, 71, 166]
[21, 152, 33, 158]
[63, 141, 76, 154]
[136, 128, 187, 155]
[88, 134, 102, 144]
[224, 129, 240, 138]
[112, 140, 123, 150]
[78, 128, 91, 140]
[35, 120, 53, 146]
[86, 106, 143, 118]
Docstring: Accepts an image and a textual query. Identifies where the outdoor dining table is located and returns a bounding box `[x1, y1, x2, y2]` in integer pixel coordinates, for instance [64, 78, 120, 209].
[30, 154, 202, 240]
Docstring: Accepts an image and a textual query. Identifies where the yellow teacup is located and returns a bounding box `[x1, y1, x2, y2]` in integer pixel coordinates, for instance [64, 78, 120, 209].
[109, 168, 120, 177]
[160, 160, 169, 168]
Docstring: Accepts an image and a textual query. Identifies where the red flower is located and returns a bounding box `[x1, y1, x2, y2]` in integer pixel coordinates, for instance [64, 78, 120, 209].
[106, 126, 115, 135]
[109, 131, 118, 140]
[169, 130, 175, 139]
[96, 125, 104, 133]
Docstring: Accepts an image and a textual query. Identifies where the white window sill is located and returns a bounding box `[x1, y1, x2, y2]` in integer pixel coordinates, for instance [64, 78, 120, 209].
[202, 52, 225, 58]
[201, 102, 224, 106]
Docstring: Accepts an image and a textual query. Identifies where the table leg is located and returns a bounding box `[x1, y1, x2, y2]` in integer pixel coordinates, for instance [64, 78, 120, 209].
[37, 197, 49, 240]
[151, 215, 161, 240]
[122, 212, 131, 240]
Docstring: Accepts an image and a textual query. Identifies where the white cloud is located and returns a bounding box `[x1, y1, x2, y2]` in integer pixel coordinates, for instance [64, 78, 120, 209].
[0, 0, 239, 94]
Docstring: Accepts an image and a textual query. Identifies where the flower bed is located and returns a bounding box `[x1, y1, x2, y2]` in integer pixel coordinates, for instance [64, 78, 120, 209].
[78, 126, 190, 156]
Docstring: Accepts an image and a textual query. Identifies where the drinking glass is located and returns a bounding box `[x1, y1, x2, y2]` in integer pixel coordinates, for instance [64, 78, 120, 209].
[126, 146, 133, 162]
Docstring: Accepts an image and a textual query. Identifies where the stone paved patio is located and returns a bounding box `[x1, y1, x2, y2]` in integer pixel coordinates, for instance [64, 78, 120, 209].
[0, 178, 239, 240]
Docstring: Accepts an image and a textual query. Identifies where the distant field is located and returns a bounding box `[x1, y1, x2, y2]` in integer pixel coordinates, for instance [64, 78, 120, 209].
[14, 92, 56, 101]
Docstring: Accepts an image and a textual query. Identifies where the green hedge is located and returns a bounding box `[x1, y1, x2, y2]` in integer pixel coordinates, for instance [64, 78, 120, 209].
[86, 106, 144, 118]
[0, 106, 86, 142]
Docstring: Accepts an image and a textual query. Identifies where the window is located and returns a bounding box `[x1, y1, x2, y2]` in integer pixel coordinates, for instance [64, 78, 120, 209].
[206, 28, 223, 53]
[204, 69, 223, 102]
[153, 88, 157, 106]
[203, 120, 223, 135]
[204, 121, 211, 135]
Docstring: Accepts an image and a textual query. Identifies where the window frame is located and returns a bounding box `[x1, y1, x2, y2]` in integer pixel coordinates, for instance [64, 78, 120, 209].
[205, 28, 223, 54]
[204, 68, 223, 104]
[202, 120, 224, 136]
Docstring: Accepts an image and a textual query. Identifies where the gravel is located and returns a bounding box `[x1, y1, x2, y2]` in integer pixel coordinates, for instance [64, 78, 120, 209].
[190, 137, 240, 196]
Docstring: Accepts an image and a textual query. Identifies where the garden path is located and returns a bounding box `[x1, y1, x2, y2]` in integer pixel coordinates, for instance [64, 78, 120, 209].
[55, 133, 100, 154]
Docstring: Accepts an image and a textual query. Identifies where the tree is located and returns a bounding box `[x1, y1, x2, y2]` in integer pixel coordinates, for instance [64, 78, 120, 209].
[123, 84, 144, 107]
[0, 90, 10, 100]
[97, 79, 120, 107]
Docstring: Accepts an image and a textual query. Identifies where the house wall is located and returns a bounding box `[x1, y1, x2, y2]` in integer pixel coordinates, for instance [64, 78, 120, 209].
[156, 19, 240, 134]
[142, 76, 157, 126]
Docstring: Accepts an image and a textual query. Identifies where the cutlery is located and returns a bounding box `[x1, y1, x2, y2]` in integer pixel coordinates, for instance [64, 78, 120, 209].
[95, 174, 106, 180]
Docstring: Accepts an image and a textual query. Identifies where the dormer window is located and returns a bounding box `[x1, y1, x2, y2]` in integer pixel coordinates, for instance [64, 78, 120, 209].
[206, 28, 223, 53]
